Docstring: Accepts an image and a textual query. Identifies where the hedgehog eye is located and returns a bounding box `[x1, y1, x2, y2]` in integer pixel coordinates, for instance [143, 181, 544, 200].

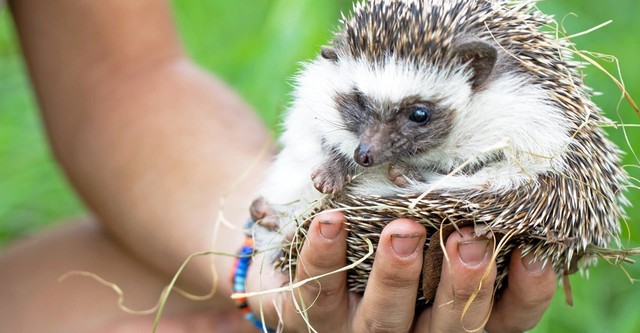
[409, 106, 431, 124]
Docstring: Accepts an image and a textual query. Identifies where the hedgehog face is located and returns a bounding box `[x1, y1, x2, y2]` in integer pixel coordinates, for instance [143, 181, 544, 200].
[323, 37, 497, 168]
[334, 88, 454, 167]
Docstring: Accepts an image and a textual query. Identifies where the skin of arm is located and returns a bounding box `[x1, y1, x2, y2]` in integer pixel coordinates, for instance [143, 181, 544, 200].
[9, 0, 271, 303]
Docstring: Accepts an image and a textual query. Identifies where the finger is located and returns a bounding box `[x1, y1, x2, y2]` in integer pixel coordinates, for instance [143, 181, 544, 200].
[352, 219, 426, 333]
[284, 210, 350, 331]
[420, 227, 496, 333]
[485, 248, 556, 333]
[245, 243, 290, 328]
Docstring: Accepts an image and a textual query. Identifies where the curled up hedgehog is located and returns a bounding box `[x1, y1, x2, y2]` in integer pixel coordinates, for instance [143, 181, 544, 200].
[248, 0, 630, 306]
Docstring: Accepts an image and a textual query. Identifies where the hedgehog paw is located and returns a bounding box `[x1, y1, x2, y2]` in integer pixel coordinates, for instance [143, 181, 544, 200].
[249, 196, 279, 230]
[388, 162, 423, 187]
[311, 166, 351, 195]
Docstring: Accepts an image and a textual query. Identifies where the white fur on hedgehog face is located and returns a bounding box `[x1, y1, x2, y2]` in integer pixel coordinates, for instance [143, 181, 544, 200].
[287, 54, 570, 193]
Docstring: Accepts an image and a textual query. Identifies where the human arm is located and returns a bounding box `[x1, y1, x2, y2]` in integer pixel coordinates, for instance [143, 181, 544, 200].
[8, 0, 269, 302]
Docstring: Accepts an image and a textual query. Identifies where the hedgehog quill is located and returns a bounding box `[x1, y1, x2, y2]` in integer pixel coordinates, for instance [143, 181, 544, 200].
[248, 0, 629, 306]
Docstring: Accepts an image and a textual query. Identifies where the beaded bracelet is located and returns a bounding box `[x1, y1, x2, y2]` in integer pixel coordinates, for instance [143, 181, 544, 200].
[231, 222, 276, 333]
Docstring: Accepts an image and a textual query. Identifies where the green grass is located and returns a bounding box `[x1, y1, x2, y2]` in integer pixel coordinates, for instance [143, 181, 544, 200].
[1, 1, 640, 332]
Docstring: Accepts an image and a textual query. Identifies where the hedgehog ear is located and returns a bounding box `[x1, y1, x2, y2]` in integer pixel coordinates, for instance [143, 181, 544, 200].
[321, 46, 339, 62]
[452, 40, 498, 89]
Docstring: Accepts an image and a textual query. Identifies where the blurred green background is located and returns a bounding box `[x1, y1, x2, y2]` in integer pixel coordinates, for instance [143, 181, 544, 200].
[1, 0, 639, 332]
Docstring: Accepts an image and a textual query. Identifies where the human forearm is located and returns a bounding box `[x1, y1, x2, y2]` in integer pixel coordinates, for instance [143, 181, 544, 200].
[56, 59, 270, 295]
[10, 0, 271, 302]
[9, 0, 184, 146]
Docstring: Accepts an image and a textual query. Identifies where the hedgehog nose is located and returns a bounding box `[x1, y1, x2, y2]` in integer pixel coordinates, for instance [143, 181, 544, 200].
[355, 144, 374, 167]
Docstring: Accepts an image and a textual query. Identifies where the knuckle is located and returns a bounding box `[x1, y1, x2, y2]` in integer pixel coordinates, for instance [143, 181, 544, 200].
[362, 315, 411, 333]
[300, 244, 344, 273]
[513, 282, 555, 309]
[299, 277, 322, 294]
[530, 285, 555, 305]
[451, 266, 497, 302]
[375, 264, 421, 289]
[453, 281, 494, 301]
[301, 279, 343, 300]
[306, 254, 338, 272]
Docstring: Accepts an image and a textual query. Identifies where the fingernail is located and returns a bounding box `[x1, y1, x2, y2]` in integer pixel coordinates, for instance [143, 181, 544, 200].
[458, 239, 490, 267]
[319, 220, 342, 240]
[391, 233, 422, 258]
[523, 253, 546, 273]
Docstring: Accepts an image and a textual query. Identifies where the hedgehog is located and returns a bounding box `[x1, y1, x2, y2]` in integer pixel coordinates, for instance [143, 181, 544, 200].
[249, 0, 628, 305]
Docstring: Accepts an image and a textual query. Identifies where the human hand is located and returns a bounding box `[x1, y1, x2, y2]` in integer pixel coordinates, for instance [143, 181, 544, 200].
[245, 211, 556, 332]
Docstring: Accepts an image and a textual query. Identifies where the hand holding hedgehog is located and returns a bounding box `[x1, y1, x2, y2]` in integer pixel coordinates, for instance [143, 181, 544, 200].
[243, 0, 628, 331]
[245, 211, 557, 332]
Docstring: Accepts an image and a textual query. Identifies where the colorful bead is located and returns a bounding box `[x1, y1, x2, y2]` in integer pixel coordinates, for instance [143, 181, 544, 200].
[231, 221, 276, 333]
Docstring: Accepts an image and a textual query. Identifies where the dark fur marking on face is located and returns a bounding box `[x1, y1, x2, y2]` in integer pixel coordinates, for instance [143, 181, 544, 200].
[387, 95, 454, 154]
[403, 108, 453, 159]
[334, 90, 455, 166]
[334, 89, 376, 134]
